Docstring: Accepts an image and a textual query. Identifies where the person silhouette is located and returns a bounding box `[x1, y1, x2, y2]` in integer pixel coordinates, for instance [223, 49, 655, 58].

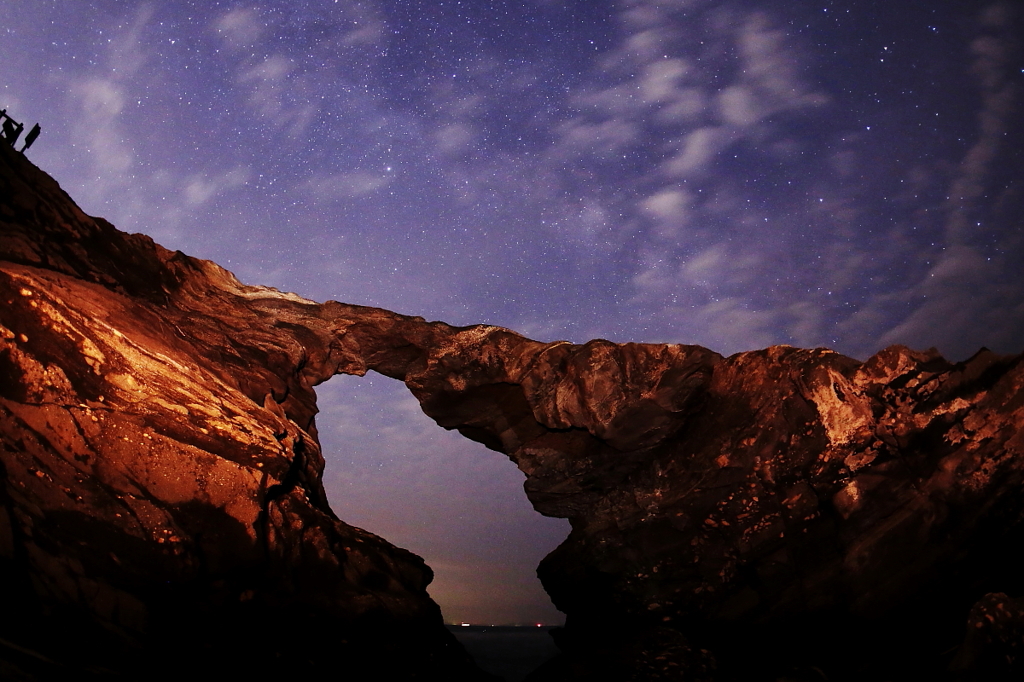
[21, 123, 40, 152]
[1, 116, 23, 146]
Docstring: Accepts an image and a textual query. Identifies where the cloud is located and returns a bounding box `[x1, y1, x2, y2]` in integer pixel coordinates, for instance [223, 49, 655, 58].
[183, 166, 252, 206]
[433, 122, 478, 157]
[238, 55, 296, 116]
[641, 187, 693, 240]
[213, 3, 392, 139]
[337, 7, 385, 47]
[784, 300, 829, 349]
[685, 12, 831, 136]
[555, 117, 640, 158]
[642, 187, 691, 221]
[651, 297, 778, 354]
[229, 53, 325, 137]
[629, 240, 762, 301]
[639, 58, 690, 104]
[475, 1, 839, 354]
[70, 78, 134, 182]
[550, 1, 828, 186]
[944, 2, 1020, 245]
[663, 126, 733, 178]
[851, 1, 1024, 360]
[679, 243, 731, 286]
[299, 171, 393, 201]
[56, 3, 171, 226]
[66, 5, 160, 184]
[873, 247, 1014, 358]
[654, 87, 706, 124]
[718, 85, 760, 127]
[213, 8, 264, 49]
[104, 3, 155, 76]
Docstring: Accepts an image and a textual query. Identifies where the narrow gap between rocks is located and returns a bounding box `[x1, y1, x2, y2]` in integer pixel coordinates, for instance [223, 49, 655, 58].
[314, 372, 569, 628]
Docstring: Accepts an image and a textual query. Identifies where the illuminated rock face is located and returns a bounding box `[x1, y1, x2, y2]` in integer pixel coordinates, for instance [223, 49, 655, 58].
[0, 144, 489, 679]
[3, 141, 1023, 680]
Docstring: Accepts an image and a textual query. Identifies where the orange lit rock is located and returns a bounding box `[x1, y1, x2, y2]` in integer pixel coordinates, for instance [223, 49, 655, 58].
[4, 140, 1024, 680]
[0, 143, 492, 679]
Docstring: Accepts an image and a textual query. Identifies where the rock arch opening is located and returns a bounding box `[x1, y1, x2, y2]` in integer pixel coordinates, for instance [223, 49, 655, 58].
[314, 371, 569, 626]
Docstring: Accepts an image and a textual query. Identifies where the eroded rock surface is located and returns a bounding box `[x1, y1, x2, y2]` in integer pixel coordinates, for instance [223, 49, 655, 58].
[0, 143, 490, 679]
[3, 141, 1024, 680]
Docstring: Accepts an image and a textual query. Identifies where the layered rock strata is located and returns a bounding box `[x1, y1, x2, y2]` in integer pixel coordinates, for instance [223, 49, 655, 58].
[3, 141, 1023, 680]
[0, 144, 491, 679]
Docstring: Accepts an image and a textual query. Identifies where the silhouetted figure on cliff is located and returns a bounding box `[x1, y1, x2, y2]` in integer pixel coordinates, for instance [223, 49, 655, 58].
[1, 110, 40, 152]
[21, 123, 41, 152]
[1, 113, 22, 146]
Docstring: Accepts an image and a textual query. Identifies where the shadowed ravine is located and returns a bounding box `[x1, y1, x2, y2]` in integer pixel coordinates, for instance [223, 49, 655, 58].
[3, 142, 1024, 680]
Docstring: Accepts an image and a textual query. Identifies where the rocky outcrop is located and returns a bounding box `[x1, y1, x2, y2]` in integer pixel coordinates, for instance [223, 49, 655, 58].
[0, 143, 490, 678]
[3, 140, 1023, 680]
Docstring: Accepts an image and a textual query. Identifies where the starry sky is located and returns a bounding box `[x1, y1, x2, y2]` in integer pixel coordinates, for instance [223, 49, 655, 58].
[3, 0, 1022, 625]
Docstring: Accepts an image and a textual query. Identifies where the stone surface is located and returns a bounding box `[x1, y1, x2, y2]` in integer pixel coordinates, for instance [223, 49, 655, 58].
[0, 139, 491, 679]
[4, 140, 1024, 680]
[950, 592, 1024, 680]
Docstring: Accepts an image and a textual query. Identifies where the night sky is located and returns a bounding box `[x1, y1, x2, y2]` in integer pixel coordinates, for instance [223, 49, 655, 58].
[3, 0, 1022, 625]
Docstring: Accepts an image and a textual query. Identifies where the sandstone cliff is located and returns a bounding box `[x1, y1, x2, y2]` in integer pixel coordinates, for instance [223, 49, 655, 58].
[2, 140, 1023, 680]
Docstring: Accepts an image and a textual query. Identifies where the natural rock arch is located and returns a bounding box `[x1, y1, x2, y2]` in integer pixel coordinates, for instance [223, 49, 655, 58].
[3, 139, 1024, 680]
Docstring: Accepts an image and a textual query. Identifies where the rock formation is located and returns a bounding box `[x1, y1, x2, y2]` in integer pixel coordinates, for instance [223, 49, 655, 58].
[0, 144, 492, 679]
[2, 141, 1023, 680]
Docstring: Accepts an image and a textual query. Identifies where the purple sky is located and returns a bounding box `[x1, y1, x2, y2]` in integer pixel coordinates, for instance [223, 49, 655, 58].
[3, 0, 1022, 625]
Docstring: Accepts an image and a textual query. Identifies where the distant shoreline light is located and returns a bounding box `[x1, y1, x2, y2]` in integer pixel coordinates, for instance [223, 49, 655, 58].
[450, 622, 551, 628]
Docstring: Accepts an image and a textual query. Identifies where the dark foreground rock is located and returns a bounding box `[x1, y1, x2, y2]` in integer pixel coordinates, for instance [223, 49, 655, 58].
[3, 141, 1024, 680]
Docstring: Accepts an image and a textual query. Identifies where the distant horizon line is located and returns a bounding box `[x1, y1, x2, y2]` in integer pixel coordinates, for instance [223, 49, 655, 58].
[446, 622, 559, 628]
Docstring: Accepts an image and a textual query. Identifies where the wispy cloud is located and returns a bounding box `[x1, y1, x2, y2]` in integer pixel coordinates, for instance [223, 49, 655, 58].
[212, 2, 388, 140]
[864, 1, 1024, 360]
[61, 5, 157, 222]
[944, 2, 1020, 246]
[213, 8, 264, 49]
[183, 166, 252, 206]
[68, 2, 159, 182]
[71, 78, 134, 176]
[300, 170, 393, 201]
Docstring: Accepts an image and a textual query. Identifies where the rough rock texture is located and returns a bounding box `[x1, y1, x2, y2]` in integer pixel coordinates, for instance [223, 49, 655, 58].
[3, 141, 1024, 680]
[0, 143, 491, 679]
